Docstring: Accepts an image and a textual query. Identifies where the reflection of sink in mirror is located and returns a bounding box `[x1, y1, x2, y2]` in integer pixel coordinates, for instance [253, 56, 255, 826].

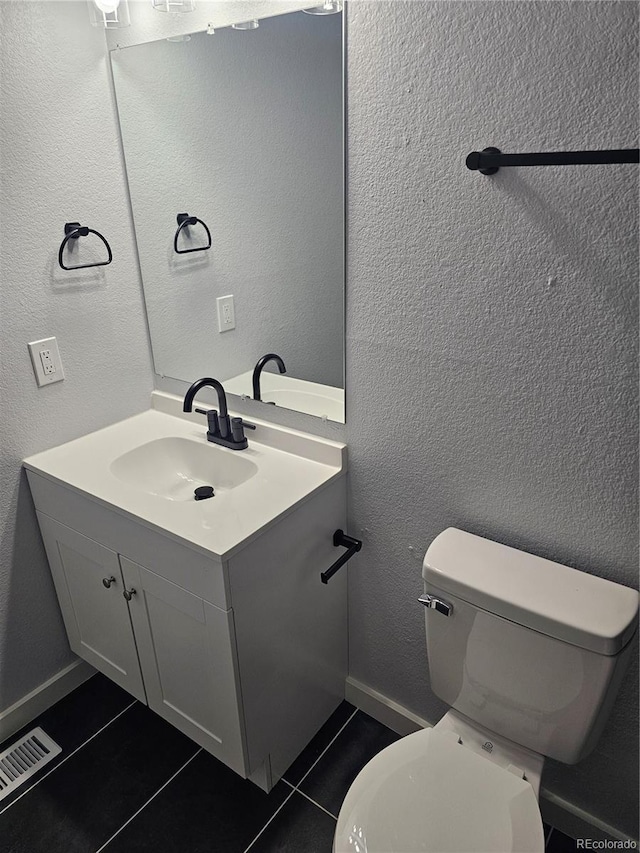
[225, 372, 345, 423]
[110, 436, 258, 501]
[263, 390, 343, 421]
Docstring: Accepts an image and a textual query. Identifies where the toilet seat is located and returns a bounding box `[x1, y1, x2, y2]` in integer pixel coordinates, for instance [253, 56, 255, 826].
[334, 727, 544, 853]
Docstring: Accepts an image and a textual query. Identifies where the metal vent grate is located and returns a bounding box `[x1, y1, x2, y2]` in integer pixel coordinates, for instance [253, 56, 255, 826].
[0, 727, 61, 801]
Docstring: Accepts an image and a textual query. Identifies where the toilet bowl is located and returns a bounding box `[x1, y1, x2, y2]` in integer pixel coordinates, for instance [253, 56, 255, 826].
[334, 711, 545, 853]
[334, 528, 639, 853]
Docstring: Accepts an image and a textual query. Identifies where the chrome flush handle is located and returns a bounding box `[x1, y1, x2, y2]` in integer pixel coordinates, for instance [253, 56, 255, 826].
[418, 594, 452, 617]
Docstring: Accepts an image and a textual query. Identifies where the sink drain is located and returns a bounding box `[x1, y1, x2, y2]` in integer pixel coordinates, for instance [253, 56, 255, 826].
[194, 486, 215, 501]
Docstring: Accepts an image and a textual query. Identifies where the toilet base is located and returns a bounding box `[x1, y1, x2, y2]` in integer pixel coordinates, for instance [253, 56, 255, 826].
[435, 709, 545, 797]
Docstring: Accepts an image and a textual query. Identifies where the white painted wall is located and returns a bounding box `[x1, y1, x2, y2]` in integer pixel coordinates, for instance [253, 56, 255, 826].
[345, 0, 638, 837]
[0, 1, 154, 711]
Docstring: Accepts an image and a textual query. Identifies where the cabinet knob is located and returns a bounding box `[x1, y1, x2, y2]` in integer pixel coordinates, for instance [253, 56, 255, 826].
[123, 587, 136, 601]
[102, 576, 116, 588]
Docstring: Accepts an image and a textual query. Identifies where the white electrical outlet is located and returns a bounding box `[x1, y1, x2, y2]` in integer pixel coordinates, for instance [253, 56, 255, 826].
[40, 349, 55, 375]
[216, 295, 236, 332]
[28, 337, 65, 387]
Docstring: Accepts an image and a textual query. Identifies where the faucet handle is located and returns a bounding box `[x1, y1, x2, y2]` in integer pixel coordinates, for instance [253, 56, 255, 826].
[195, 407, 219, 436]
[230, 417, 246, 443]
[230, 416, 257, 441]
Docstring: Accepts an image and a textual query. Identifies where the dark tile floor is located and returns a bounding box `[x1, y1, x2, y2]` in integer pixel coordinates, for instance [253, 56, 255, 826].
[0, 673, 578, 852]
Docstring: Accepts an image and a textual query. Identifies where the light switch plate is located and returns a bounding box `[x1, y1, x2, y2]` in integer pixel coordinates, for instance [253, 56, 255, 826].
[28, 337, 65, 387]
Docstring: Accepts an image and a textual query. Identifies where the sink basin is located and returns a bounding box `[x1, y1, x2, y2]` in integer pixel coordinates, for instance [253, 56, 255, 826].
[110, 436, 258, 501]
[261, 389, 343, 421]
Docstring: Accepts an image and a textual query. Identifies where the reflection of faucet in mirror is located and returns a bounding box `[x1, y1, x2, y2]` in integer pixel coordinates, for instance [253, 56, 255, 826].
[253, 354, 287, 402]
[183, 377, 254, 450]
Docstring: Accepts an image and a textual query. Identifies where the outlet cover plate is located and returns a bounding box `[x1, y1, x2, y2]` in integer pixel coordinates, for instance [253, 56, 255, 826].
[216, 295, 236, 332]
[28, 337, 65, 387]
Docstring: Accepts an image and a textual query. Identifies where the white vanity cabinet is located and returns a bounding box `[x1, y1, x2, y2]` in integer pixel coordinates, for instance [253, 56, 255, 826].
[120, 556, 246, 776]
[36, 515, 148, 704]
[26, 466, 347, 791]
[35, 512, 247, 776]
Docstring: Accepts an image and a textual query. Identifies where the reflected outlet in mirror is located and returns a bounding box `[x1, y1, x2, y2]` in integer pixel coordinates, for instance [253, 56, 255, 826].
[111, 9, 345, 423]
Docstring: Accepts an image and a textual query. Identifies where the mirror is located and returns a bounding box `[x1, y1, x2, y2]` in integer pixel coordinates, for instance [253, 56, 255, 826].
[111, 9, 345, 422]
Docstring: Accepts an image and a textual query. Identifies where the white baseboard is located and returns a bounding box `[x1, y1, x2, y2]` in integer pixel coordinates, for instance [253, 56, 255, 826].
[0, 659, 95, 744]
[345, 676, 432, 736]
[538, 791, 636, 845]
[344, 676, 636, 845]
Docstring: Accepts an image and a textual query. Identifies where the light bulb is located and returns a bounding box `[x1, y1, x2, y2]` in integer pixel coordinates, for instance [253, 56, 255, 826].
[302, 1, 342, 14]
[94, 0, 119, 11]
[88, 0, 129, 28]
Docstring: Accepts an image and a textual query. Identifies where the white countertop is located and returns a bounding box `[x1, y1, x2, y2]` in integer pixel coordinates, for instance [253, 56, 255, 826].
[24, 395, 346, 560]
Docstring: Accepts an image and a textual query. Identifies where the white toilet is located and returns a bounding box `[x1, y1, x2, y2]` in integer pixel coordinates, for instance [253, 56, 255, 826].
[334, 528, 639, 853]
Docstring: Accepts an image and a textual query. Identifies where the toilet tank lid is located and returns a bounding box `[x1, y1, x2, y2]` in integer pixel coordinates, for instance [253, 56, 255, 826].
[423, 528, 639, 655]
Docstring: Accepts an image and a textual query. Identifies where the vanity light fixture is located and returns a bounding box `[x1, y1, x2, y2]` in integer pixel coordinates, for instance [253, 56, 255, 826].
[231, 19, 259, 30]
[302, 1, 342, 14]
[152, 0, 196, 13]
[88, 0, 130, 29]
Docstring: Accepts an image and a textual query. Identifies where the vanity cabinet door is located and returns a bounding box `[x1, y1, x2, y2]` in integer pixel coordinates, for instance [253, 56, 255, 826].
[120, 557, 247, 776]
[35, 514, 147, 703]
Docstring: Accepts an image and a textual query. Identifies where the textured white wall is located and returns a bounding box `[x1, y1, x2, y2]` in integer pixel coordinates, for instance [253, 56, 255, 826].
[111, 11, 343, 388]
[0, 1, 154, 711]
[345, 0, 638, 836]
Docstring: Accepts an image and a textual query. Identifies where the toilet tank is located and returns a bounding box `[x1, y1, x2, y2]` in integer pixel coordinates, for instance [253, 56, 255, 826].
[422, 528, 639, 764]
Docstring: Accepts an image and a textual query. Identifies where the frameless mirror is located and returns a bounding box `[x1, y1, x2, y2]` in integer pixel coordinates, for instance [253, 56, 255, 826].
[111, 9, 345, 422]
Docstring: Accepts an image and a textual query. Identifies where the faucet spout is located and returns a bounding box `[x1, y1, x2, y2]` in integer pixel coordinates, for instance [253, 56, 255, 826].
[183, 377, 229, 435]
[252, 353, 286, 401]
[184, 376, 253, 449]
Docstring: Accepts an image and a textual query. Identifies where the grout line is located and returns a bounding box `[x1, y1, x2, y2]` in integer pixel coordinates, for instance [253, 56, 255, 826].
[288, 782, 338, 821]
[242, 787, 297, 853]
[545, 826, 555, 848]
[289, 707, 359, 790]
[0, 700, 138, 816]
[95, 747, 202, 853]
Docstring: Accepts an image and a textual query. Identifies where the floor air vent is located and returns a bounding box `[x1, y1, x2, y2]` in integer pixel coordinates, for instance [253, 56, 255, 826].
[0, 727, 61, 801]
